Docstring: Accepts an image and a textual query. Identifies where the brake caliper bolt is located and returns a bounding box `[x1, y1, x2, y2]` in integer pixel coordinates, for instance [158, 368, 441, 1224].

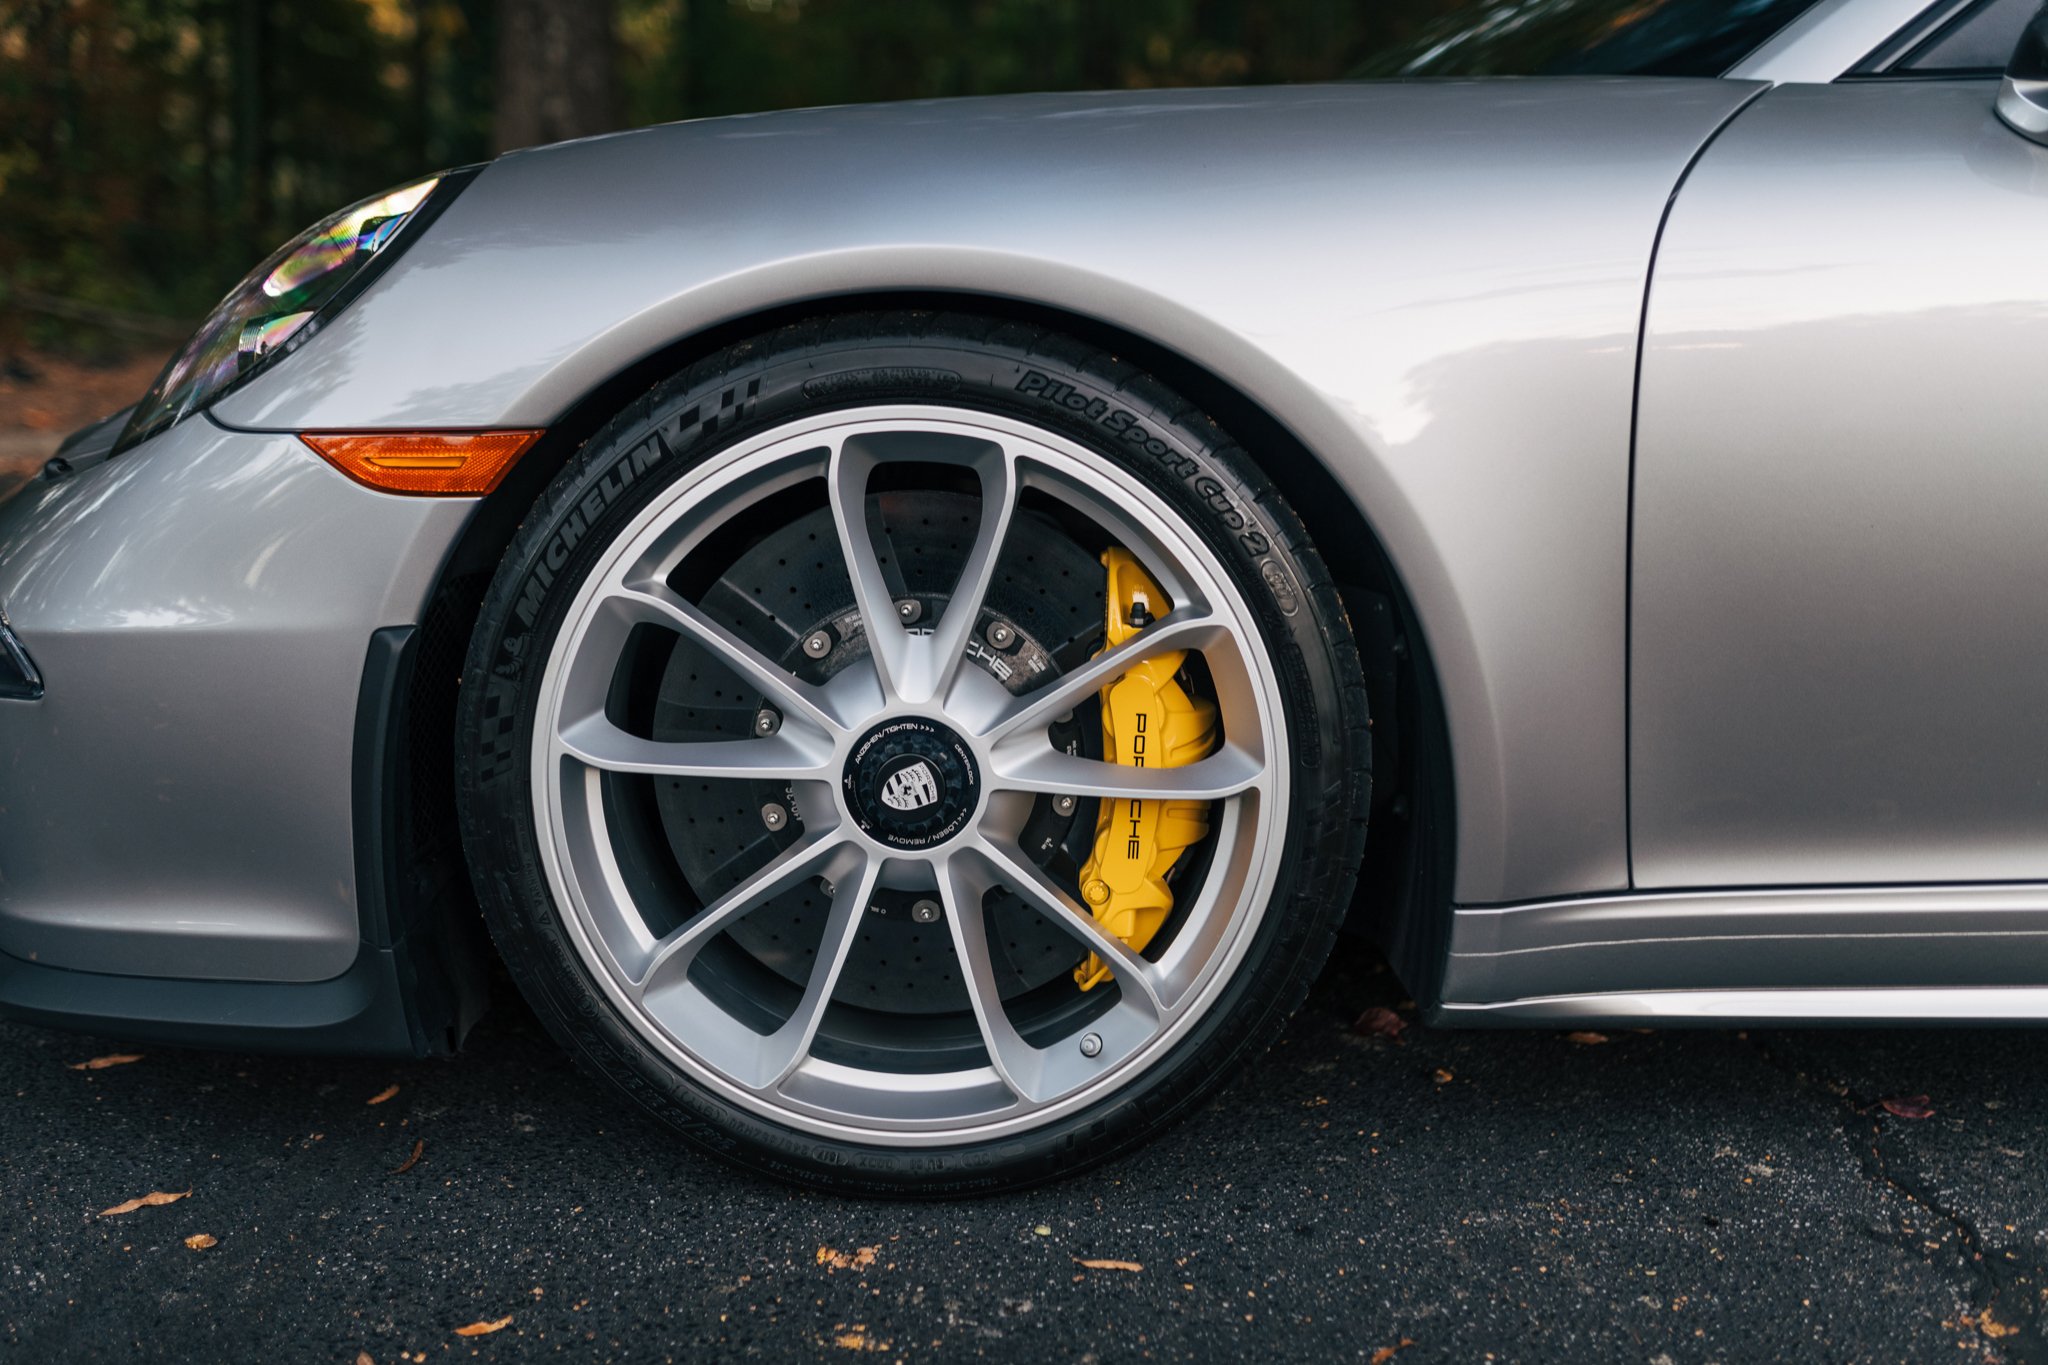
[1079, 1032, 1103, 1058]
[896, 598, 923, 624]
[802, 628, 834, 659]
[911, 898, 942, 924]
[1052, 793, 1078, 817]
[985, 620, 1017, 650]
[760, 803, 789, 832]
[753, 707, 781, 736]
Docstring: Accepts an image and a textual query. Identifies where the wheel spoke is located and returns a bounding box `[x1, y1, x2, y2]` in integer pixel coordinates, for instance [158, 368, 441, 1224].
[990, 741, 1267, 803]
[975, 609, 1223, 742]
[830, 436, 1020, 706]
[967, 841, 1165, 1015]
[558, 712, 832, 782]
[749, 852, 881, 1092]
[606, 582, 843, 735]
[828, 439, 915, 703]
[928, 444, 1019, 702]
[938, 853, 1048, 1105]
[636, 829, 849, 1002]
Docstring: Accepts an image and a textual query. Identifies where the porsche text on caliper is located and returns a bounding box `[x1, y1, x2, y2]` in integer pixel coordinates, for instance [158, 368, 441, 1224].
[1073, 549, 1219, 990]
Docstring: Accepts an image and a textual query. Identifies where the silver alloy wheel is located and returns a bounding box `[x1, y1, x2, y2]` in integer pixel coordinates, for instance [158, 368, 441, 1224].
[531, 406, 1289, 1144]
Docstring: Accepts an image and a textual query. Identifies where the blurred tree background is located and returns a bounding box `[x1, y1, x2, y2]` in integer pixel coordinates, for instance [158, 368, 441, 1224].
[0, 0, 1495, 351]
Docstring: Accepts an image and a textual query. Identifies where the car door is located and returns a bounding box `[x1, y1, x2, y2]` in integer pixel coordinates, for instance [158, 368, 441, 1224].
[1631, 5, 2048, 888]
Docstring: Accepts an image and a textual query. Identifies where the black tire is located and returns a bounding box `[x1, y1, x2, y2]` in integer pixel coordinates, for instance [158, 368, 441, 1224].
[455, 311, 1371, 1195]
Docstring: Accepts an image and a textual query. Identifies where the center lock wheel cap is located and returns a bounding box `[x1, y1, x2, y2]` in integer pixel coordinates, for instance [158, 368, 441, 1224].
[843, 716, 981, 850]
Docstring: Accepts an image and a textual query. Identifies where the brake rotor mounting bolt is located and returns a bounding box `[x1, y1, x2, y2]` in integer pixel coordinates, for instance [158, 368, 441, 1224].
[896, 598, 922, 624]
[753, 707, 781, 736]
[911, 898, 942, 924]
[760, 803, 788, 832]
[1079, 1033, 1103, 1058]
[802, 629, 833, 659]
[985, 620, 1017, 650]
[1052, 794, 1078, 817]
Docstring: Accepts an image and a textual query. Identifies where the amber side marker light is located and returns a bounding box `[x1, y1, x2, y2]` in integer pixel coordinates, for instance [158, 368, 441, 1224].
[298, 430, 544, 496]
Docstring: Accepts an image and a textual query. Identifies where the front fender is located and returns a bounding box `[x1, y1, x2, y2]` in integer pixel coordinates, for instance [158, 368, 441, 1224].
[214, 79, 1764, 904]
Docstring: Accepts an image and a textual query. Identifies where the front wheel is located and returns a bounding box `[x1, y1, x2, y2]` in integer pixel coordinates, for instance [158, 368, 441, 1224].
[456, 313, 1370, 1194]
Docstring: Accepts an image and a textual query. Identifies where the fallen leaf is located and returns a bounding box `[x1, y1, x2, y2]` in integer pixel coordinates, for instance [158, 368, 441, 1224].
[830, 1325, 890, 1352]
[1370, 1341, 1417, 1365]
[1980, 1308, 2020, 1339]
[367, 1084, 400, 1105]
[453, 1316, 512, 1337]
[100, 1189, 190, 1216]
[1433, 1068, 1454, 1084]
[183, 1233, 217, 1250]
[68, 1053, 143, 1071]
[1032, 1224, 1052, 1236]
[1352, 1006, 1406, 1041]
[816, 1244, 880, 1271]
[391, 1139, 425, 1174]
[356, 1354, 374, 1365]
[1882, 1095, 1936, 1120]
[1073, 1257, 1143, 1272]
[1566, 1031, 1610, 1045]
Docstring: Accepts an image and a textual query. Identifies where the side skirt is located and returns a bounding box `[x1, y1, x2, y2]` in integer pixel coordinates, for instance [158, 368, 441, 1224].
[1436, 883, 2048, 1025]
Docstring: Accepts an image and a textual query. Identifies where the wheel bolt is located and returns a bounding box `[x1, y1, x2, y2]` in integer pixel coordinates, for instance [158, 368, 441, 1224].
[818, 878, 836, 897]
[985, 620, 1017, 650]
[1079, 1033, 1103, 1058]
[760, 803, 788, 832]
[753, 707, 781, 736]
[1052, 794, 1078, 817]
[896, 598, 922, 623]
[911, 898, 942, 924]
[802, 628, 834, 659]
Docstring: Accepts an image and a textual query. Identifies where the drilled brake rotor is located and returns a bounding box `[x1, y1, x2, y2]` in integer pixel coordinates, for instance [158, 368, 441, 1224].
[648, 490, 1107, 1016]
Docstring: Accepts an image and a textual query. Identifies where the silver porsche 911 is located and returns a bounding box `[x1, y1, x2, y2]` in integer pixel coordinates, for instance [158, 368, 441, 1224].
[5, 0, 2045, 1193]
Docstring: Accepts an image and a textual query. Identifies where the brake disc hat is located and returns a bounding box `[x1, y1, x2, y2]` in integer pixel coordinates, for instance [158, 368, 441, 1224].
[455, 313, 1369, 1193]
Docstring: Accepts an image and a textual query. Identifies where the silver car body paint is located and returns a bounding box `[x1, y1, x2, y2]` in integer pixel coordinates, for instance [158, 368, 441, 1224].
[0, 416, 469, 981]
[1631, 79, 2048, 890]
[215, 78, 1768, 907]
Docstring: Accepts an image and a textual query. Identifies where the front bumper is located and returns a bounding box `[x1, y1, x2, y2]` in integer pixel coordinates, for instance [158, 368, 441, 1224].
[0, 414, 478, 1050]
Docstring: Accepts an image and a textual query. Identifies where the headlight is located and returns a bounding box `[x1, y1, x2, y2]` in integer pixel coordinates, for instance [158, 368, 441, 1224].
[116, 168, 475, 453]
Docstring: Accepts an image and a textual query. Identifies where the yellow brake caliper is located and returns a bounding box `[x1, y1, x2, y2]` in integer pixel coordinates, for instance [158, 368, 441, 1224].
[1073, 549, 1219, 991]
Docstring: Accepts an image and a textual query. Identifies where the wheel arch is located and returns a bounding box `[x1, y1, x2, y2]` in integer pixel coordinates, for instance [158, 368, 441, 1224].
[409, 292, 1459, 1008]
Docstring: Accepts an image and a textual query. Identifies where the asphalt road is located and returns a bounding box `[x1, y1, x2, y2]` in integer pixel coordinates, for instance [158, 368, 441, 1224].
[5, 939, 2045, 1364]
